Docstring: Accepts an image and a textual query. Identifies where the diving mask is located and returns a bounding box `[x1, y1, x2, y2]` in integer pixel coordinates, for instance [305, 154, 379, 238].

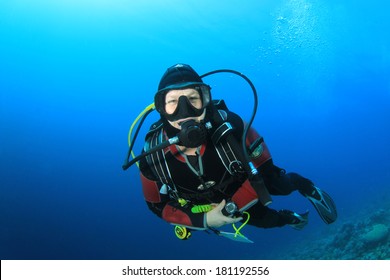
[154, 84, 211, 122]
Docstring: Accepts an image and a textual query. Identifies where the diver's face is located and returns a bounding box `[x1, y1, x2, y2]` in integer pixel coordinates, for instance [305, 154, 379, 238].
[165, 88, 206, 129]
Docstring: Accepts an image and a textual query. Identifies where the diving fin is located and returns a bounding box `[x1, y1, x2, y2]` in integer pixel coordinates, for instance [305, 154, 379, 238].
[289, 210, 309, 230]
[304, 186, 337, 224]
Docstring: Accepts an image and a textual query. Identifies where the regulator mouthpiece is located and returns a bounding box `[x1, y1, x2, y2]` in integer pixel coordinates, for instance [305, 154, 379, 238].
[178, 120, 207, 148]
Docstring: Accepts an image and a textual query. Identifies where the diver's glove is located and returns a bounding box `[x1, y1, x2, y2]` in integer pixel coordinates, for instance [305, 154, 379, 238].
[279, 209, 309, 230]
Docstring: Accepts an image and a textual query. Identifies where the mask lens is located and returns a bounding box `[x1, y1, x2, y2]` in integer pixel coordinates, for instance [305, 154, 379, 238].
[198, 85, 211, 108]
[165, 93, 201, 116]
[154, 84, 211, 116]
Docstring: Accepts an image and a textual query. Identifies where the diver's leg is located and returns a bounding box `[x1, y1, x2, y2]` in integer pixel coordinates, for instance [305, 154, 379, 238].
[261, 162, 337, 224]
[247, 204, 308, 230]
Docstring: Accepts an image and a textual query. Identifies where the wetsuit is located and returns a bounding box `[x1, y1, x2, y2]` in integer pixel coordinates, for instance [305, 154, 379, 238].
[139, 110, 316, 230]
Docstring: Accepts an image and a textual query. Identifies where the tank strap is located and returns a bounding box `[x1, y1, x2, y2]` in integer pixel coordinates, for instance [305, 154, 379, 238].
[145, 128, 176, 190]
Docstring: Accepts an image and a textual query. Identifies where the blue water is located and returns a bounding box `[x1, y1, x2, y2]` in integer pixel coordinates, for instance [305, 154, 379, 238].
[1, 0, 389, 260]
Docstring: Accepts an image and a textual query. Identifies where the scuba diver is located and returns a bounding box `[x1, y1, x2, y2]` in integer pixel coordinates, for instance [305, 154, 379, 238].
[123, 63, 337, 241]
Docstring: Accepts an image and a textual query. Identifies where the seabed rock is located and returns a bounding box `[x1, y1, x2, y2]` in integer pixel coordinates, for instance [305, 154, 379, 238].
[361, 224, 389, 245]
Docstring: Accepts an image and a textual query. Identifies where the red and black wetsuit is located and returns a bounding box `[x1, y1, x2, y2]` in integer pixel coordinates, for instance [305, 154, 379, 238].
[139, 110, 315, 230]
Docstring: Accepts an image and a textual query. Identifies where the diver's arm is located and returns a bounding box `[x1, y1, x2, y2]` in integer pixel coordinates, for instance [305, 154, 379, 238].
[227, 112, 272, 211]
[245, 126, 272, 167]
[140, 173, 209, 229]
[142, 172, 242, 228]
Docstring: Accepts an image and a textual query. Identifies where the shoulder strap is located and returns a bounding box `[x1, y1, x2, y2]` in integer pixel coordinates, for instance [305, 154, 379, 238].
[211, 109, 246, 177]
[212, 99, 229, 111]
[144, 119, 164, 140]
[144, 125, 177, 190]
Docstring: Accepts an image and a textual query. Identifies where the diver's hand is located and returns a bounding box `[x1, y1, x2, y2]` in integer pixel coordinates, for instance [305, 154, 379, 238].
[206, 199, 243, 228]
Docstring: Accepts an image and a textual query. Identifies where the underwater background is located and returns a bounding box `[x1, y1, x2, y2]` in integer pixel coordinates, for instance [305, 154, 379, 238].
[1, 0, 389, 260]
